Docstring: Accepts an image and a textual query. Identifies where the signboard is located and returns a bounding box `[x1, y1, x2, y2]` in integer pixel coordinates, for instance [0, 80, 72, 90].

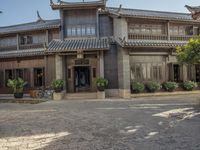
[75, 59, 89, 65]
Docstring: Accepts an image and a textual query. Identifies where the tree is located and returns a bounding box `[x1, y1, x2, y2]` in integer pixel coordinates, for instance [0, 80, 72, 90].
[176, 36, 200, 64]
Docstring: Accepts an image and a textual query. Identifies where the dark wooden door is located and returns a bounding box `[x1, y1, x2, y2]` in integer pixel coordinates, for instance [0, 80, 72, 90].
[196, 65, 200, 82]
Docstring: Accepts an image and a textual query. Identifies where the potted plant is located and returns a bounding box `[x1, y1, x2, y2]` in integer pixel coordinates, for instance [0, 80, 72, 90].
[51, 79, 64, 100]
[7, 78, 27, 98]
[96, 77, 108, 92]
[51, 79, 64, 93]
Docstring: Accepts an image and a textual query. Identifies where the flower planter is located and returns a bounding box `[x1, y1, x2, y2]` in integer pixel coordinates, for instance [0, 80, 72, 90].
[97, 86, 105, 92]
[53, 92, 64, 100]
[14, 93, 23, 99]
[97, 91, 105, 99]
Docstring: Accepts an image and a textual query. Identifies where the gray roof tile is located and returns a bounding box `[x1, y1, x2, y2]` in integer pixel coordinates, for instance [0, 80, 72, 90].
[0, 19, 60, 35]
[47, 37, 111, 52]
[120, 40, 187, 48]
[107, 7, 199, 21]
[0, 49, 45, 58]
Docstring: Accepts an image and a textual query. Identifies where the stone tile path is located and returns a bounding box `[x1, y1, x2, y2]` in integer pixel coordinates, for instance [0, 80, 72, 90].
[0, 95, 200, 150]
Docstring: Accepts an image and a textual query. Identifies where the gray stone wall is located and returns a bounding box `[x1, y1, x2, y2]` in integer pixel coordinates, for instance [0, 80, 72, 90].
[104, 44, 118, 89]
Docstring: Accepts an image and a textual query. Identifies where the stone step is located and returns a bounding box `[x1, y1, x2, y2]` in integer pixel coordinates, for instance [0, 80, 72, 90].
[65, 92, 97, 100]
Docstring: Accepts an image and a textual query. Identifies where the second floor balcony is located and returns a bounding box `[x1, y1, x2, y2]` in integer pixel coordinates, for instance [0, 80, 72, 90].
[0, 43, 45, 52]
[128, 33, 198, 41]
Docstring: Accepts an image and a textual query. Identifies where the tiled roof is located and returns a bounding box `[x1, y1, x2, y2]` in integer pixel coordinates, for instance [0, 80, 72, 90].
[0, 19, 60, 35]
[119, 40, 187, 48]
[51, 0, 106, 9]
[47, 37, 112, 53]
[107, 7, 199, 22]
[0, 49, 45, 58]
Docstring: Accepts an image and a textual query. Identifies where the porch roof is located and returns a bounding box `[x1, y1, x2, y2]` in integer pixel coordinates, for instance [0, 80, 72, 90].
[0, 19, 60, 35]
[0, 49, 45, 58]
[51, 0, 106, 10]
[118, 39, 187, 48]
[47, 37, 112, 53]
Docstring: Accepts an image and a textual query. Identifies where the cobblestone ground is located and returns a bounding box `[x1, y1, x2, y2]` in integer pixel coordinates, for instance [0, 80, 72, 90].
[0, 95, 200, 150]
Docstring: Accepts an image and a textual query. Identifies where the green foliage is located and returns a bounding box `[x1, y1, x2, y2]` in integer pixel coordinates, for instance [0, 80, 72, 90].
[51, 79, 64, 91]
[163, 82, 178, 92]
[183, 81, 197, 91]
[146, 82, 161, 93]
[131, 82, 145, 93]
[176, 36, 200, 64]
[96, 77, 108, 87]
[7, 78, 27, 93]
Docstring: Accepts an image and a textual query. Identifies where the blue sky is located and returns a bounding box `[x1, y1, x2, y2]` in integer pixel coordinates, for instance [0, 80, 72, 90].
[0, 0, 200, 27]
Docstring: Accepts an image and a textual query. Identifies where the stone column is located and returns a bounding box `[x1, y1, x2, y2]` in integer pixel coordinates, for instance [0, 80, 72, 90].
[55, 55, 63, 80]
[182, 64, 188, 81]
[118, 47, 131, 98]
[30, 68, 34, 88]
[99, 51, 104, 78]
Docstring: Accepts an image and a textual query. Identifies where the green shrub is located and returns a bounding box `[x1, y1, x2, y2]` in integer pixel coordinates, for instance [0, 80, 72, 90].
[146, 82, 161, 93]
[7, 78, 27, 93]
[183, 81, 197, 91]
[96, 77, 108, 91]
[131, 82, 145, 93]
[51, 79, 64, 92]
[163, 82, 178, 92]
[96, 77, 108, 87]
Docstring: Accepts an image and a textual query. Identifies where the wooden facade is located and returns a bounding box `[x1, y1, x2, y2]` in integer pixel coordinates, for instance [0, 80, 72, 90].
[0, 0, 200, 97]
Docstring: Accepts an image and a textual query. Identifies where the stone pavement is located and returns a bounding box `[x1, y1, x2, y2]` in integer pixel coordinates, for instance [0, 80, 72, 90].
[0, 95, 200, 150]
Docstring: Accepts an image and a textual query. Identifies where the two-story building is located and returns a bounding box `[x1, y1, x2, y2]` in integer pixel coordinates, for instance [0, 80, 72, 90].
[0, 0, 200, 98]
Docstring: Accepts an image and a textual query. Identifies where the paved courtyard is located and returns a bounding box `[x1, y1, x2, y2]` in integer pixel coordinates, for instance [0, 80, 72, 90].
[0, 95, 200, 150]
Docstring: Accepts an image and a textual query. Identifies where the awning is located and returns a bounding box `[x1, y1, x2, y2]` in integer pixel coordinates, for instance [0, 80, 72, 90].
[0, 49, 45, 58]
[47, 37, 112, 53]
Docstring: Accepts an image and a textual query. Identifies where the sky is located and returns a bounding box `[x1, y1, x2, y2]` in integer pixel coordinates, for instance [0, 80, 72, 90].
[0, 0, 200, 27]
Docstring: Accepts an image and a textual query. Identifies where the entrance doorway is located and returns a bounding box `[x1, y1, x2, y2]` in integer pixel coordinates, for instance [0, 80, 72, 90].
[173, 64, 180, 82]
[74, 66, 90, 92]
[196, 65, 200, 82]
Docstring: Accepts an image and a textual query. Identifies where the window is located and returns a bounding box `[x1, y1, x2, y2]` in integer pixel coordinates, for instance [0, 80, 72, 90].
[67, 28, 72, 37]
[170, 25, 194, 36]
[131, 63, 163, 81]
[34, 68, 45, 87]
[20, 35, 33, 45]
[93, 68, 96, 78]
[66, 25, 96, 37]
[71, 27, 76, 36]
[129, 24, 164, 35]
[0, 70, 4, 87]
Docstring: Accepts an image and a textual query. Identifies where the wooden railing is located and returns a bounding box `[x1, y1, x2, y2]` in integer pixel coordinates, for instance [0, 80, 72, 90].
[19, 43, 44, 50]
[128, 34, 168, 41]
[170, 35, 198, 41]
[0, 46, 17, 51]
[128, 33, 198, 41]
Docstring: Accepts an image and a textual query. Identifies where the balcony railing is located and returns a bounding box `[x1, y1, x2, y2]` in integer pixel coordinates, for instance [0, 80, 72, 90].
[19, 43, 44, 50]
[128, 33, 198, 41]
[170, 35, 198, 41]
[0, 45, 17, 51]
[128, 34, 168, 41]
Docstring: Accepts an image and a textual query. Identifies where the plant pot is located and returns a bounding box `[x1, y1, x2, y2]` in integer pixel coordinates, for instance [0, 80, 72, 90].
[54, 88, 63, 93]
[14, 93, 23, 99]
[53, 92, 64, 100]
[97, 86, 105, 92]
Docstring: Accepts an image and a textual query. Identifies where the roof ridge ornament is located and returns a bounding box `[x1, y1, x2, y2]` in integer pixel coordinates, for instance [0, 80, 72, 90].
[117, 4, 122, 13]
[185, 5, 200, 20]
[36, 11, 45, 23]
[50, 0, 54, 5]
